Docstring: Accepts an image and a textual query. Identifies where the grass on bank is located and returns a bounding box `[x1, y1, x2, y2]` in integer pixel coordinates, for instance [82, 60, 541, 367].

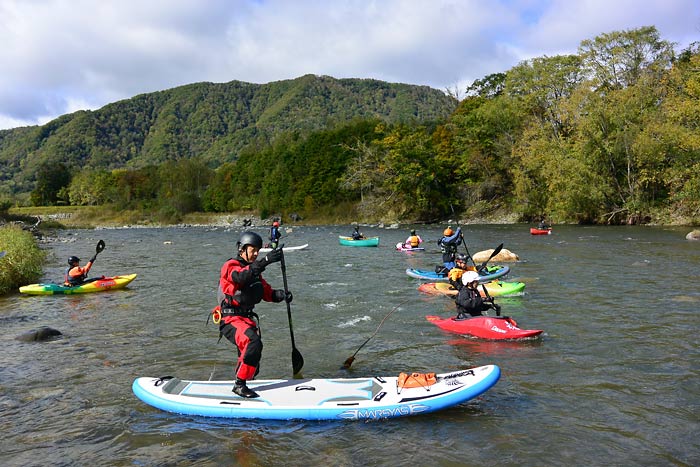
[0, 225, 45, 295]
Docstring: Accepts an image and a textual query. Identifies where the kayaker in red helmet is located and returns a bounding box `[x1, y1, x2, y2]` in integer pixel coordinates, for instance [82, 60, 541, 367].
[217, 231, 292, 398]
[455, 271, 500, 319]
[269, 220, 281, 249]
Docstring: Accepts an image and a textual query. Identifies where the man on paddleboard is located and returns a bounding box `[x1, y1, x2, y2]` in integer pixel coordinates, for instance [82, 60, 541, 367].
[217, 231, 293, 398]
[269, 221, 281, 249]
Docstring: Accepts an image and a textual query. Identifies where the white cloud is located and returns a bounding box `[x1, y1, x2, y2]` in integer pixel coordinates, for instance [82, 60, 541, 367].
[0, 0, 697, 130]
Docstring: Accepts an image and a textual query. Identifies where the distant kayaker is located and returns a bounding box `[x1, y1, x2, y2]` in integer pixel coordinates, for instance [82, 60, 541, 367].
[538, 218, 550, 230]
[404, 229, 422, 249]
[447, 253, 473, 290]
[351, 225, 365, 240]
[269, 221, 281, 249]
[437, 226, 462, 272]
[64, 255, 101, 286]
[217, 231, 293, 399]
[455, 271, 500, 319]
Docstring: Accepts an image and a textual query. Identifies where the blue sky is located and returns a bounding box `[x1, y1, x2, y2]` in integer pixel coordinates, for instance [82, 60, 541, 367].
[0, 0, 697, 130]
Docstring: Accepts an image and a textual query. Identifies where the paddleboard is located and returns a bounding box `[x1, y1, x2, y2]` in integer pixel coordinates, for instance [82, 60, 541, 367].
[260, 243, 309, 253]
[132, 364, 500, 421]
[19, 274, 137, 295]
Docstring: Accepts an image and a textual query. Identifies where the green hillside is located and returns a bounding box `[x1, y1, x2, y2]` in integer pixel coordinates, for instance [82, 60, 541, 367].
[0, 74, 457, 196]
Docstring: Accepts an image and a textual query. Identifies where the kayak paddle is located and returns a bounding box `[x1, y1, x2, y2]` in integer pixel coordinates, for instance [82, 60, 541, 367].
[279, 247, 304, 376]
[342, 297, 412, 369]
[477, 243, 503, 272]
[95, 240, 105, 258]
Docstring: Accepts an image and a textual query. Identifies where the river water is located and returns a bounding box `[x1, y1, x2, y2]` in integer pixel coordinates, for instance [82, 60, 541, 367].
[1, 224, 698, 466]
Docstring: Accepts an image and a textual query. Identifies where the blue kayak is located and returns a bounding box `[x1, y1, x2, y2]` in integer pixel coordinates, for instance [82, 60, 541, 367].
[405, 265, 510, 283]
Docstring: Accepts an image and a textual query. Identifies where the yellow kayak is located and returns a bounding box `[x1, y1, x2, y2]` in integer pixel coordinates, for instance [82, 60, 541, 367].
[19, 274, 137, 295]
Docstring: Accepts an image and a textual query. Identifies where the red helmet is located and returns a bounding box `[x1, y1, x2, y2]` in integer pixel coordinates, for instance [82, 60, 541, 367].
[273, 221, 279, 227]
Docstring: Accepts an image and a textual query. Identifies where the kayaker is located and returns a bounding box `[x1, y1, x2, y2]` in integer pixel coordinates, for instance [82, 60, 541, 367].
[269, 221, 281, 249]
[404, 229, 422, 249]
[538, 218, 550, 230]
[351, 225, 365, 240]
[64, 255, 100, 286]
[217, 231, 293, 399]
[437, 226, 462, 273]
[455, 271, 500, 319]
[447, 253, 474, 290]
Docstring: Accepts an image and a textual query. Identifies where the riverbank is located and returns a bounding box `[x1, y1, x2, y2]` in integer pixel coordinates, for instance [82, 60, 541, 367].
[0, 225, 45, 295]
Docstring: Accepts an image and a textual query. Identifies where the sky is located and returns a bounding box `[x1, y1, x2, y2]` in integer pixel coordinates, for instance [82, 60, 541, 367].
[0, 0, 698, 131]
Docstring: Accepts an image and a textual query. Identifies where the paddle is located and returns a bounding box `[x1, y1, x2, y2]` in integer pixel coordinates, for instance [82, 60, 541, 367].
[95, 240, 106, 259]
[279, 247, 304, 376]
[342, 297, 412, 369]
[476, 243, 503, 272]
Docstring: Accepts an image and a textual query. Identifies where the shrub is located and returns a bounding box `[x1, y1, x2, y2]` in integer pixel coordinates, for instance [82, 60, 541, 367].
[0, 225, 45, 295]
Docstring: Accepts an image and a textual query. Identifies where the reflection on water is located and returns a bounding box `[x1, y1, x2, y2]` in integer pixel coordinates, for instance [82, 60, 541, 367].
[1, 224, 698, 465]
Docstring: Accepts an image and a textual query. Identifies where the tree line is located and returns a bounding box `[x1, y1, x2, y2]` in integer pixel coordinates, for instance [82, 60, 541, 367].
[8, 26, 700, 225]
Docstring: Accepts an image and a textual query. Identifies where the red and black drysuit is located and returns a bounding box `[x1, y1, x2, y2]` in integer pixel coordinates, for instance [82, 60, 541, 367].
[218, 255, 286, 381]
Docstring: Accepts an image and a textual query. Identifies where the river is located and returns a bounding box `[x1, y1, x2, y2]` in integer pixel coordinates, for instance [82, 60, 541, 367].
[1, 224, 698, 466]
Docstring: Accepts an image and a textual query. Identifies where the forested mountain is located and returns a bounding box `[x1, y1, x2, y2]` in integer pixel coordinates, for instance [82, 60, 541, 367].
[0, 74, 457, 195]
[3, 27, 698, 226]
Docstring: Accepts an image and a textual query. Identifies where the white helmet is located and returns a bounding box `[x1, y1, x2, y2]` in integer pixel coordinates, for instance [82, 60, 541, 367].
[461, 270, 480, 285]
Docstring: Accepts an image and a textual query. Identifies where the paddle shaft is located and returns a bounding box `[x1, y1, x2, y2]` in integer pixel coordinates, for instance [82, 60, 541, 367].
[279, 250, 304, 375]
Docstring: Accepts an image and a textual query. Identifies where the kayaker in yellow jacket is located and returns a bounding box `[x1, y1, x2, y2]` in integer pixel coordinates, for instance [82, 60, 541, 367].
[404, 229, 422, 249]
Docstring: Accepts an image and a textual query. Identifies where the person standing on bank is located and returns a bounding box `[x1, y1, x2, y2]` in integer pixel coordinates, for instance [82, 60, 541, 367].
[218, 231, 293, 398]
[269, 221, 281, 249]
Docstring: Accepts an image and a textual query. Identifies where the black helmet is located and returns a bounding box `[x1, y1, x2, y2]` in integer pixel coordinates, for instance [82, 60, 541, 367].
[410, 229, 416, 235]
[455, 253, 468, 262]
[237, 231, 263, 251]
[68, 256, 80, 265]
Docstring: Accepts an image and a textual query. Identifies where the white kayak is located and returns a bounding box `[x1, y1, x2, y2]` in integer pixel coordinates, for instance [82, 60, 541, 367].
[132, 364, 500, 421]
[260, 243, 309, 253]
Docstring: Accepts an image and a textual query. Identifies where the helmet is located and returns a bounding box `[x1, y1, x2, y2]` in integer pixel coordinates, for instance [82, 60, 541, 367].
[443, 227, 454, 236]
[410, 229, 416, 235]
[461, 270, 480, 285]
[273, 221, 279, 227]
[68, 256, 80, 265]
[455, 253, 468, 262]
[237, 231, 263, 251]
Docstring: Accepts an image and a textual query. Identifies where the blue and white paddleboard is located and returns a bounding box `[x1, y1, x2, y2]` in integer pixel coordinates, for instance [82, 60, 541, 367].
[405, 265, 510, 282]
[132, 365, 500, 421]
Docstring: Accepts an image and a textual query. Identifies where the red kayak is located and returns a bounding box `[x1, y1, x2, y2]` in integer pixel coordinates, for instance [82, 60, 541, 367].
[426, 315, 543, 340]
[530, 227, 552, 235]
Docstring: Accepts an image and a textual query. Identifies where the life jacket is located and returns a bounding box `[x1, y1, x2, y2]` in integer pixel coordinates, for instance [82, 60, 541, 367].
[218, 257, 271, 319]
[64, 265, 87, 286]
[408, 235, 420, 247]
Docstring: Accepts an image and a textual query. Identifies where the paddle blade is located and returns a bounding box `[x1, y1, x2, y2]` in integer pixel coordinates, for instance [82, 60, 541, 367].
[478, 243, 504, 272]
[292, 348, 304, 375]
[341, 356, 355, 369]
[96, 240, 106, 254]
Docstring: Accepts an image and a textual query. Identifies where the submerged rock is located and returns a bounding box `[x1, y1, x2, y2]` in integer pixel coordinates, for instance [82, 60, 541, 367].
[15, 326, 63, 342]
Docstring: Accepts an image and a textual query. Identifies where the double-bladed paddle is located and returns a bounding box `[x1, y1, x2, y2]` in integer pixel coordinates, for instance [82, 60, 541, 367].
[477, 243, 503, 272]
[279, 246, 304, 376]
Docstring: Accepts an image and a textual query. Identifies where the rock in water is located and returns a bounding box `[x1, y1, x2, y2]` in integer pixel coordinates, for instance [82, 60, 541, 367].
[15, 326, 63, 342]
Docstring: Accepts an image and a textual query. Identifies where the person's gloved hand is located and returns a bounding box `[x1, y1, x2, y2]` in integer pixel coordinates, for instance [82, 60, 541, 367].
[492, 303, 501, 315]
[273, 289, 293, 303]
[253, 248, 283, 273]
[89, 256, 97, 263]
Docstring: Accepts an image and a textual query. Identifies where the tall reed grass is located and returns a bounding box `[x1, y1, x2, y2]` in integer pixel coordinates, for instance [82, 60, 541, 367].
[0, 225, 45, 295]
